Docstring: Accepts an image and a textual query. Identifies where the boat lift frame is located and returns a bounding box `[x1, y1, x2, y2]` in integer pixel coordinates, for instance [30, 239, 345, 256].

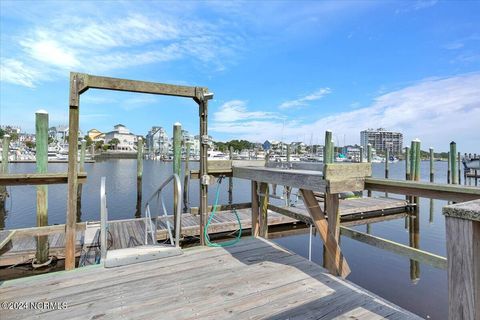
[65, 72, 213, 270]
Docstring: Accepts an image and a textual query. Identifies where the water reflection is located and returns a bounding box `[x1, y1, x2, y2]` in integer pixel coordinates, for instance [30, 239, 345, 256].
[409, 197, 420, 283]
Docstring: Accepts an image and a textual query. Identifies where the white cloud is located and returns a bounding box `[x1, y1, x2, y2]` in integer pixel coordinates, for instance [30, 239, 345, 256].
[0, 59, 39, 88]
[279, 88, 331, 109]
[2, 10, 243, 87]
[211, 73, 480, 150]
[214, 100, 284, 123]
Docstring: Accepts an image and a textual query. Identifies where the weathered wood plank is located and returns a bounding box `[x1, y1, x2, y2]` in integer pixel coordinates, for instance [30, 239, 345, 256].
[323, 163, 372, 179]
[365, 178, 480, 202]
[300, 189, 350, 278]
[0, 172, 87, 186]
[340, 226, 447, 269]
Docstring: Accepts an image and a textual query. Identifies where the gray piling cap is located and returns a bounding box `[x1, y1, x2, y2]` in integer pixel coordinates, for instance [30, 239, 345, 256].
[174, 122, 182, 126]
[35, 109, 48, 114]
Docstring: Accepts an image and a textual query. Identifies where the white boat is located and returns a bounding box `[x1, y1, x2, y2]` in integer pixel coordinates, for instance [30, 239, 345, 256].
[208, 151, 229, 160]
[463, 158, 480, 170]
[371, 155, 384, 163]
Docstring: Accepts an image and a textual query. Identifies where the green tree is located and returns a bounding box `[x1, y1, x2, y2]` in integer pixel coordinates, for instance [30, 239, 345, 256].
[9, 132, 19, 141]
[109, 138, 120, 150]
[95, 140, 104, 150]
[84, 135, 93, 147]
[0, 128, 4, 139]
[25, 141, 35, 149]
[102, 144, 110, 151]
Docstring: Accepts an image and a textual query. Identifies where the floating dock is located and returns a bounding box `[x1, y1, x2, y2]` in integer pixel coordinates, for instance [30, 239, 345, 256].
[0, 197, 408, 267]
[0, 238, 420, 320]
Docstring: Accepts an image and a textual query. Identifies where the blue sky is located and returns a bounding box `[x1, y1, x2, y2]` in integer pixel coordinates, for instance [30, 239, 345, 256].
[1, 0, 479, 150]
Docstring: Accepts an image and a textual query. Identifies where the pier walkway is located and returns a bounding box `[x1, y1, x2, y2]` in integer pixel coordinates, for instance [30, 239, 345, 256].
[0, 238, 420, 320]
[0, 197, 408, 267]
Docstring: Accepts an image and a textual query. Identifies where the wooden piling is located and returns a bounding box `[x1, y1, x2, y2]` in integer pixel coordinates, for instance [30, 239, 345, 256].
[66, 73, 80, 270]
[450, 142, 458, 185]
[360, 146, 364, 163]
[258, 182, 269, 238]
[173, 123, 181, 237]
[35, 110, 49, 264]
[183, 142, 191, 212]
[367, 143, 372, 197]
[429, 147, 434, 183]
[77, 139, 86, 222]
[405, 146, 411, 181]
[199, 99, 209, 246]
[136, 137, 143, 218]
[447, 152, 451, 184]
[385, 149, 389, 179]
[0, 134, 10, 206]
[443, 201, 480, 320]
[324, 131, 333, 166]
[229, 146, 233, 204]
[457, 152, 461, 185]
[251, 181, 259, 237]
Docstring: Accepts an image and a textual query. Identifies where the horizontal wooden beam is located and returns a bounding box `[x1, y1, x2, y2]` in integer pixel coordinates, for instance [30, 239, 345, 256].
[365, 178, 480, 202]
[234, 166, 327, 192]
[340, 226, 447, 269]
[323, 163, 372, 180]
[190, 202, 252, 214]
[0, 172, 87, 186]
[77, 73, 207, 99]
[233, 166, 364, 193]
[10, 222, 87, 237]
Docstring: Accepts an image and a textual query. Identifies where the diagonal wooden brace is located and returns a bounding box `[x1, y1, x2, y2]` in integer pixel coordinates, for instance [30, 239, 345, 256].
[300, 189, 351, 278]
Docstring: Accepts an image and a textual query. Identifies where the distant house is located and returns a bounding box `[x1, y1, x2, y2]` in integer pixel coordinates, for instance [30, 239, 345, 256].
[49, 125, 82, 143]
[262, 140, 272, 151]
[104, 124, 137, 151]
[87, 129, 105, 141]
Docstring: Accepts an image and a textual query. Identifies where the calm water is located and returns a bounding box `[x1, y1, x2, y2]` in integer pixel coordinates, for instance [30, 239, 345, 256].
[2, 159, 470, 319]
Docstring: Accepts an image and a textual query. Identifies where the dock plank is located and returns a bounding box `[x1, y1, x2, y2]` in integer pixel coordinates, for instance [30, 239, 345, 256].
[0, 238, 420, 320]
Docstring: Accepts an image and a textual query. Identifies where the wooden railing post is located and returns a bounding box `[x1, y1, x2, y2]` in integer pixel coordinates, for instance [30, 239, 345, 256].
[0, 134, 10, 209]
[173, 123, 181, 238]
[136, 137, 143, 218]
[251, 181, 259, 237]
[35, 110, 49, 264]
[258, 182, 269, 238]
[66, 72, 80, 270]
[443, 200, 480, 320]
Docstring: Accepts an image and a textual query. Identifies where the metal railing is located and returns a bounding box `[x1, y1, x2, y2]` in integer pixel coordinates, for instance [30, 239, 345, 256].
[144, 174, 182, 248]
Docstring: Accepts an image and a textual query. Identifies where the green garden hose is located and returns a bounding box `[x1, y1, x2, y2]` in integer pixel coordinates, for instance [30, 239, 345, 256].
[204, 176, 242, 247]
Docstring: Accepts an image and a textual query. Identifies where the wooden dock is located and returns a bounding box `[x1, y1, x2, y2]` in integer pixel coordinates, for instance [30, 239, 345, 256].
[0, 238, 421, 320]
[0, 197, 408, 267]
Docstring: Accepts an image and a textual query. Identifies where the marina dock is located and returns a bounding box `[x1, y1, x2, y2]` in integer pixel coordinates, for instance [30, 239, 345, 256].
[0, 196, 408, 267]
[0, 238, 420, 320]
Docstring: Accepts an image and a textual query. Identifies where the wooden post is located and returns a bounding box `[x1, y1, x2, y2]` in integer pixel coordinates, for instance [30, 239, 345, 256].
[405, 146, 411, 181]
[35, 110, 49, 264]
[447, 151, 451, 184]
[173, 123, 181, 237]
[286, 144, 291, 163]
[228, 146, 233, 204]
[136, 137, 143, 218]
[66, 73, 80, 270]
[251, 181, 259, 237]
[0, 134, 10, 206]
[199, 98, 208, 246]
[183, 142, 191, 212]
[443, 200, 480, 320]
[429, 147, 434, 183]
[360, 146, 364, 163]
[413, 139, 421, 181]
[458, 152, 462, 185]
[258, 182, 269, 238]
[324, 131, 333, 166]
[450, 142, 458, 185]
[325, 193, 341, 272]
[385, 148, 389, 179]
[77, 139, 86, 222]
[300, 189, 350, 278]
[367, 143, 372, 197]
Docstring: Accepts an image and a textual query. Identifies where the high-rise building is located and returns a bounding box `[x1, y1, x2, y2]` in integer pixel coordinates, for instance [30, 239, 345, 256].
[146, 126, 169, 155]
[360, 128, 403, 154]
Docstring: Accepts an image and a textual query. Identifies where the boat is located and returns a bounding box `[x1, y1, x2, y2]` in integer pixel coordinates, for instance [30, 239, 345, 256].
[371, 155, 384, 163]
[208, 151, 229, 160]
[463, 157, 480, 170]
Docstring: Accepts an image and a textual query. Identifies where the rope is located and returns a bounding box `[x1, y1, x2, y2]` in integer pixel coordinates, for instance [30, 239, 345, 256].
[204, 176, 242, 247]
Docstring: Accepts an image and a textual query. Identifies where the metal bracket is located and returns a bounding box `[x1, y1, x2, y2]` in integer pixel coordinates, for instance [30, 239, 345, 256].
[201, 135, 210, 145]
[201, 175, 217, 186]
